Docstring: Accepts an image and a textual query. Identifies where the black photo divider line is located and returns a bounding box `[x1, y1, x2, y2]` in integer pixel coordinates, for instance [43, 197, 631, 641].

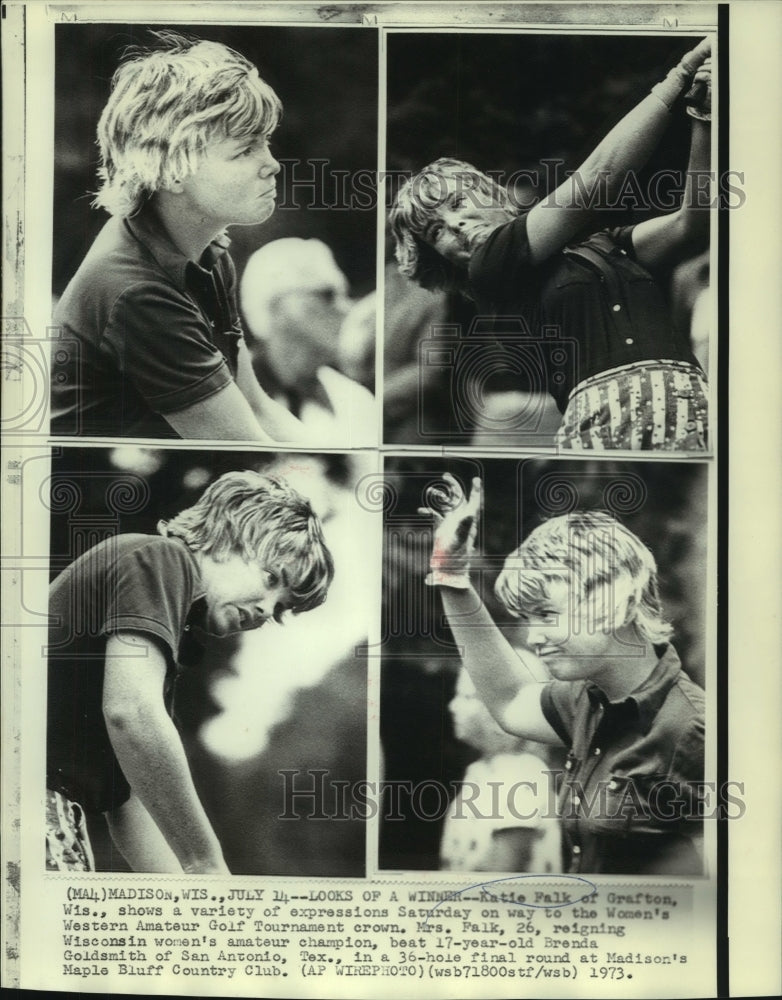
[716, 4, 729, 997]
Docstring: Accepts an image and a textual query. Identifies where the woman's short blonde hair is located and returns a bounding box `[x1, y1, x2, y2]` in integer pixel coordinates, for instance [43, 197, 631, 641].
[160, 471, 333, 616]
[94, 31, 282, 218]
[494, 511, 673, 645]
[389, 157, 517, 294]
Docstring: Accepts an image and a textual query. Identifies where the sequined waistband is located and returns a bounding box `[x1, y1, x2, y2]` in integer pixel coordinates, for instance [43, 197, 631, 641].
[568, 359, 707, 402]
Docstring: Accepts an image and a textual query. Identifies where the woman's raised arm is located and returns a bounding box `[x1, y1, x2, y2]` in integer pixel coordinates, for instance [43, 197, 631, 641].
[525, 37, 712, 264]
[420, 475, 562, 744]
[629, 59, 712, 269]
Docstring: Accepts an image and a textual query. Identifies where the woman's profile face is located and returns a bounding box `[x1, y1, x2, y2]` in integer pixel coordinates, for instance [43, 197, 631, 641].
[420, 176, 512, 266]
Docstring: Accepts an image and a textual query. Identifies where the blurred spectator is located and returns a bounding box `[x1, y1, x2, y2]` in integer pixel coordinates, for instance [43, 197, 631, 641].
[383, 263, 481, 445]
[241, 238, 377, 445]
[440, 669, 561, 873]
[469, 391, 562, 449]
[339, 289, 377, 392]
[383, 260, 560, 448]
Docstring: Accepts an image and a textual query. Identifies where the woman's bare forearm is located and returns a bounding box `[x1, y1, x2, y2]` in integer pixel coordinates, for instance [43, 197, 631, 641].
[438, 586, 558, 743]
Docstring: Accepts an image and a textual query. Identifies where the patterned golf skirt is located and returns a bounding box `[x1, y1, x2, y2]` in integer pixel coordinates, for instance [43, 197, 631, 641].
[555, 360, 708, 451]
[45, 788, 95, 871]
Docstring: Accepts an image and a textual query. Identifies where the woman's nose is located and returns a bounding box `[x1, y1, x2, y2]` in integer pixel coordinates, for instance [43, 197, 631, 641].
[260, 151, 280, 176]
[526, 625, 547, 649]
[257, 586, 286, 621]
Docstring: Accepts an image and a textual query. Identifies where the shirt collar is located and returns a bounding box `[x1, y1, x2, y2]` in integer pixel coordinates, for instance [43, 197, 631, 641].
[125, 202, 231, 292]
[586, 644, 683, 731]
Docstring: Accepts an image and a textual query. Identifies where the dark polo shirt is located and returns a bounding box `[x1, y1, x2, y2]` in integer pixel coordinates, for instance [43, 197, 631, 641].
[51, 205, 243, 438]
[540, 644, 705, 875]
[47, 534, 205, 813]
[469, 216, 700, 411]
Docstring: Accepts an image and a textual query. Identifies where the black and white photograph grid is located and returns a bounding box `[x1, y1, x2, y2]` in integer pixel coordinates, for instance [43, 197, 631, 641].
[3, 0, 781, 994]
[383, 31, 717, 452]
[44, 446, 372, 877]
[50, 23, 378, 445]
[379, 456, 709, 877]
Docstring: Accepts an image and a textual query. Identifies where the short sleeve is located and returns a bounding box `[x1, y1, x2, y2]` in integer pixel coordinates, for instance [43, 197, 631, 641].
[469, 213, 537, 304]
[103, 539, 199, 663]
[103, 281, 235, 414]
[669, 715, 705, 784]
[604, 225, 638, 257]
[540, 679, 583, 746]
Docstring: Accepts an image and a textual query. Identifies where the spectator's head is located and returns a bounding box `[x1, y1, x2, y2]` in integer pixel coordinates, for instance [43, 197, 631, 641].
[160, 471, 334, 629]
[389, 157, 517, 294]
[95, 31, 282, 218]
[495, 511, 672, 661]
[241, 238, 352, 385]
